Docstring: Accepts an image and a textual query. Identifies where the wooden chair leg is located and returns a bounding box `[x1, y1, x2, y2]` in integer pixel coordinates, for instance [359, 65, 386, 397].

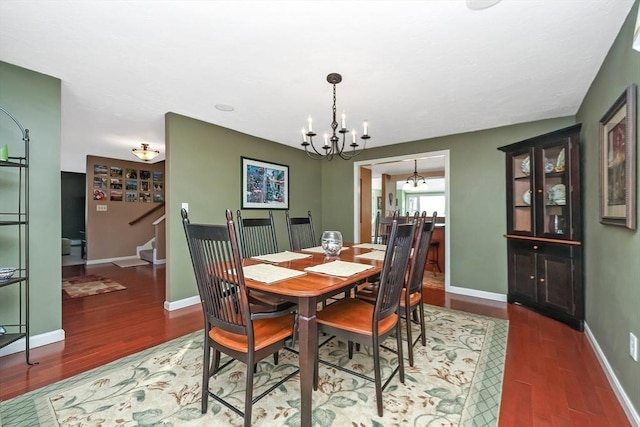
[348, 341, 354, 359]
[289, 313, 298, 346]
[201, 343, 211, 413]
[244, 360, 254, 427]
[405, 305, 415, 367]
[412, 307, 420, 323]
[396, 320, 405, 384]
[313, 333, 320, 390]
[373, 335, 383, 417]
[419, 301, 426, 347]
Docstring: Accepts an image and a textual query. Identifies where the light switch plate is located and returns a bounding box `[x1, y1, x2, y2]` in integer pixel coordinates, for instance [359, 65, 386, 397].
[181, 202, 188, 213]
[97, 205, 107, 211]
[630, 332, 638, 362]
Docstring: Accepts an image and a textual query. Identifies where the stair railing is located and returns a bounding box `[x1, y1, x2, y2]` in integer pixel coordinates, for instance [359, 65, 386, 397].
[129, 201, 165, 226]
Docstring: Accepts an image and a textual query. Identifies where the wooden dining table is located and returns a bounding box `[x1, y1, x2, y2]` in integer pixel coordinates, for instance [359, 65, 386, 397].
[242, 245, 384, 427]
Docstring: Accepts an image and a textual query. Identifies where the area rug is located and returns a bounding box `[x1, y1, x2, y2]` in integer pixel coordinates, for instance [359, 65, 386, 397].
[0, 305, 507, 427]
[112, 258, 150, 268]
[61, 275, 126, 298]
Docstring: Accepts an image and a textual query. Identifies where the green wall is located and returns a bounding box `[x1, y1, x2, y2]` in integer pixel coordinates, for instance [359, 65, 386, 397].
[576, 0, 640, 412]
[164, 111, 575, 300]
[320, 117, 575, 295]
[165, 113, 323, 302]
[0, 61, 62, 338]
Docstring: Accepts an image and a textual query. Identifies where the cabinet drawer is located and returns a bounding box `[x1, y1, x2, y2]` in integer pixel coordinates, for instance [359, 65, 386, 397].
[508, 239, 573, 258]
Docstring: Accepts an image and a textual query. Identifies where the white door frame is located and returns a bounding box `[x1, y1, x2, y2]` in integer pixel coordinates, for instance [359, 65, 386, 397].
[352, 150, 450, 290]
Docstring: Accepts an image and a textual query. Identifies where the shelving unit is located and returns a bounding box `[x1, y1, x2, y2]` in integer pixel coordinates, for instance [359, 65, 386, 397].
[0, 105, 35, 364]
[498, 124, 584, 331]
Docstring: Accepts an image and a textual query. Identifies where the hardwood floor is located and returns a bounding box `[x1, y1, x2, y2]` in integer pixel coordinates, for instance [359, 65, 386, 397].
[0, 263, 631, 426]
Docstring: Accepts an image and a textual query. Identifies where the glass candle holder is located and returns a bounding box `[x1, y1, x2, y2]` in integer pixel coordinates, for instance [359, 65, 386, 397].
[321, 231, 343, 257]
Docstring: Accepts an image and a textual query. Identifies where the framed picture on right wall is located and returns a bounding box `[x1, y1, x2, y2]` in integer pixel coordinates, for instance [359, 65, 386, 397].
[599, 83, 637, 229]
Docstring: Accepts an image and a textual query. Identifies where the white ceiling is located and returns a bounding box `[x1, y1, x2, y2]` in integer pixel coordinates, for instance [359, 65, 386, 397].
[0, 0, 634, 174]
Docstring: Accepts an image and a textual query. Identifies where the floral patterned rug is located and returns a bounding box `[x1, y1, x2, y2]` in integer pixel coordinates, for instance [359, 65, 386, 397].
[0, 305, 507, 426]
[61, 275, 126, 298]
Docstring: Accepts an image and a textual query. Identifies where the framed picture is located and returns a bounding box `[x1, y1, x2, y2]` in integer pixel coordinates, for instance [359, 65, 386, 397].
[110, 190, 123, 202]
[94, 164, 108, 175]
[110, 178, 122, 190]
[599, 84, 637, 229]
[125, 168, 138, 179]
[241, 157, 289, 209]
[110, 166, 123, 177]
[125, 179, 138, 190]
[93, 176, 107, 189]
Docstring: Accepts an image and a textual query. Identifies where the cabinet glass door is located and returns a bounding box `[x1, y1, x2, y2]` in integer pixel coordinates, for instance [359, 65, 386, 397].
[511, 151, 533, 233]
[540, 143, 568, 238]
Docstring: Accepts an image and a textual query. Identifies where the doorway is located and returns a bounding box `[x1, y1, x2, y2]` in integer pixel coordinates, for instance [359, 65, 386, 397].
[352, 150, 450, 290]
[61, 171, 86, 267]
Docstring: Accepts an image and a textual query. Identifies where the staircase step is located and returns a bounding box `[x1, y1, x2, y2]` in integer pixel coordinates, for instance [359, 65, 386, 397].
[140, 249, 154, 263]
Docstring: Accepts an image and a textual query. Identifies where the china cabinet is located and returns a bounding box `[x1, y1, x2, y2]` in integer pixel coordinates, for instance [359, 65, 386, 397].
[498, 124, 584, 331]
[0, 106, 35, 363]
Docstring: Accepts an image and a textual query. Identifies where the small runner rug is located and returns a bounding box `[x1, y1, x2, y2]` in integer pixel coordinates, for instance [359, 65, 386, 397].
[61, 275, 126, 298]
[1, 305, 507, 427]
[112, 258, 149, 268]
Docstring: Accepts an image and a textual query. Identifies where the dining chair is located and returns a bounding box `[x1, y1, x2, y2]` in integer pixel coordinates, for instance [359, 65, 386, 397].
[236, 209, 278, 257]
[374, 210, 407, 244]
[181, 208, 297, 426]
[236, 209, 296, 314]
[286, 210, 316, 251]
[422, 211, 441, 276]
[313, 220, 415, 417]
[355, 212, 436, 366]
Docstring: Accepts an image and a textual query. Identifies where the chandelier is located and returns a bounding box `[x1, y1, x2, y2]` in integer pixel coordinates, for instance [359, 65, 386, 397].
[301, 73, 370, 160]
[404, 159, 427, 190]
[132, 143, 160, 161]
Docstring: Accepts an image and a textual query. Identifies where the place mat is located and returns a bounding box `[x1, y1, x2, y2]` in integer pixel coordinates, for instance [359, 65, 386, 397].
[352, 243, 387, 251]
[304, 260, 374, 277]
[251, 251, 312, 263]
[355, 250, 386, 261]
[301, 246, 350, 254]
[241, 263, 306, 284]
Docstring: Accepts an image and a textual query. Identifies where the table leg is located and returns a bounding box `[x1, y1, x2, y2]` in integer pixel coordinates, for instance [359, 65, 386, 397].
[297, 297, 317, 427]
